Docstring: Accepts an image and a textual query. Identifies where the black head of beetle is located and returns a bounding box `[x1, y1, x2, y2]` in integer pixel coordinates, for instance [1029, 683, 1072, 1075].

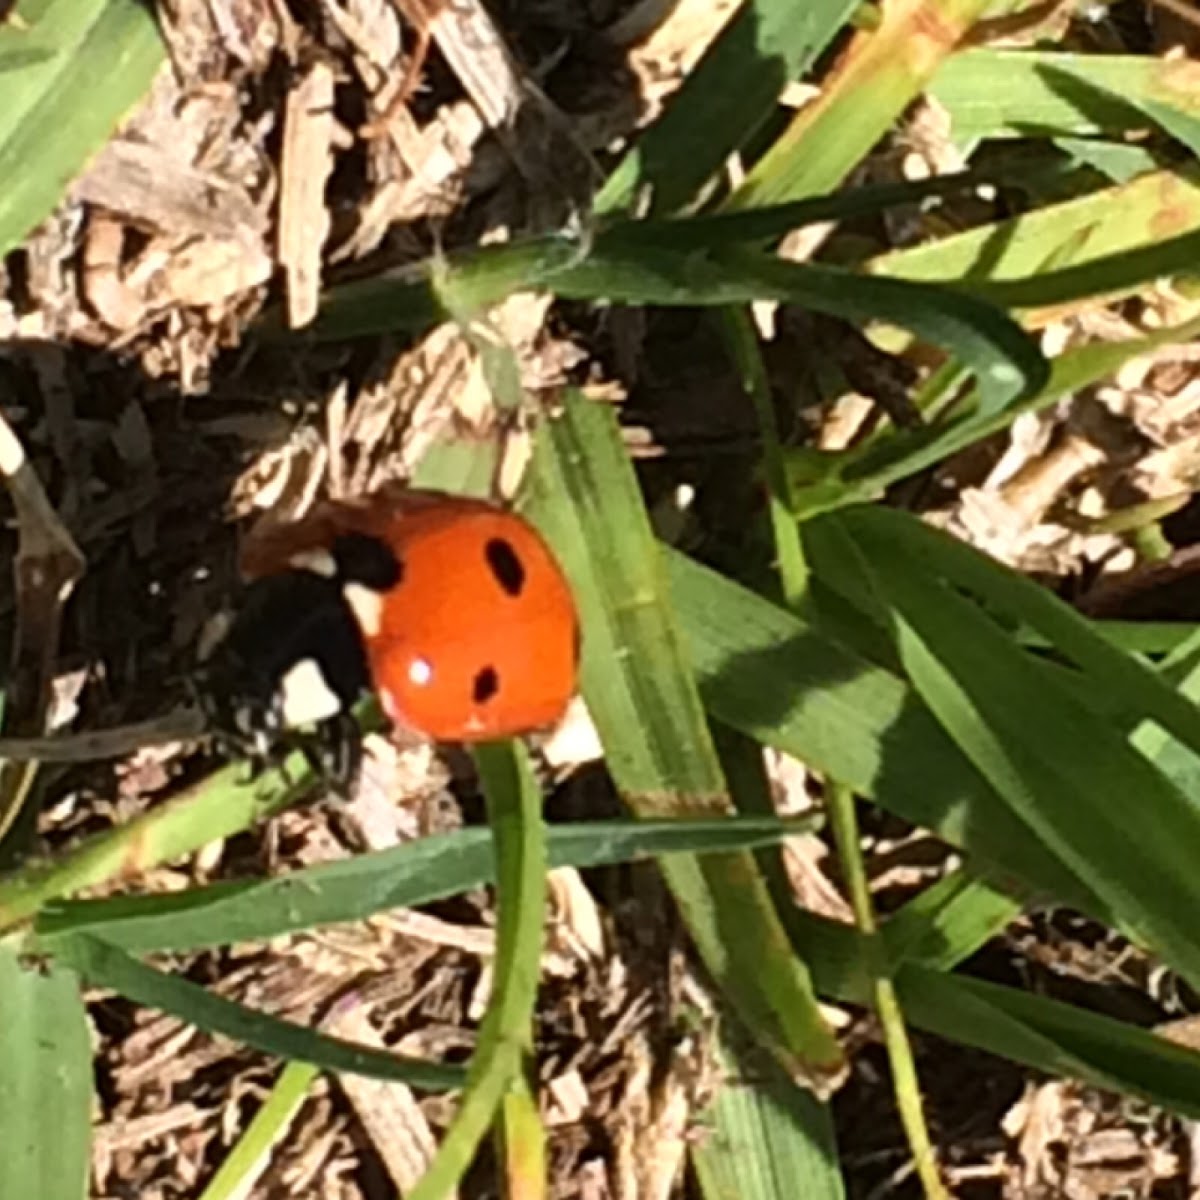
[195, 567, 375, 792]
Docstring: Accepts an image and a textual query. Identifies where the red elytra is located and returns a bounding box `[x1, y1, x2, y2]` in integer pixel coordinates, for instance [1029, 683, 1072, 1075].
[238, 488, 580, 742]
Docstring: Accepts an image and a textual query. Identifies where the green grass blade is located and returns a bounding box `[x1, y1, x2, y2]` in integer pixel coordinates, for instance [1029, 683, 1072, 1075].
[558, 244, 1046, 412]
[791, 912, 1200, 1118]
[0, 945, 90, 1200]
[882, 869, 1021, 972]
[198, 1061, 319, 1200]
[730, 0, 991, 208]
[837, 514, 1200, 986]
[902, 966, 1200, 1117]
[692, 1035, 845, 1200]
[525, 391, 844, 1088]
[0, 0, 163, 255]
[594, 0, 858, 216]
[0, 757, 312, 935]
[665, 547, 1105, 914]
[407, 741, 546, 1200]
[46, 933, 465, 1091]
[819, 314, 1200, 507]
[870, 168, 1200, 314]
[34, 816, 810, 953]
[930, 50, 1200, 142]
[304, 237, 1046, 414]
[828, 506, 1200, 757]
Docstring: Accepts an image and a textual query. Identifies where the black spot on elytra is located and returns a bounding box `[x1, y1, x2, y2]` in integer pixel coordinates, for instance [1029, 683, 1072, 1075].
[333, 532, 403, 590]
[473, 665, 500, 704]
[485, 537, 525, 596]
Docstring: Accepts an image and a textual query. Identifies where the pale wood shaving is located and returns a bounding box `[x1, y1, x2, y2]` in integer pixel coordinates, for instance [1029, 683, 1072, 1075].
[328, 1004, 444, 1196]
[279, 61, 337, 328]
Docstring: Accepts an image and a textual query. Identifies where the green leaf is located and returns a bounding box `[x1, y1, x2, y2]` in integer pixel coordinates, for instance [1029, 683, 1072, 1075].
[47, 934, 465, 1091]
[197, 1061, 319, 1200]
[791, 910, 1200, 1119]
[303, 237, 1046, 417]
[830, 508, 1200, 987]
[693, 1035, 845, 1200]
[816, 314, 1200, 509]
[407, 741, 546, 1200]
[0, 945, 91, 1200]
[0, 0, 163, 256]
[35, 816, 810, 952]
[594, 0, 859, 216]
[730, 0, 993, 209]
[526, 392, 845, 1087]
[931, 50, 1200, 144]
[870, 168, 1200, 313]
[665, 547, 1106, 914]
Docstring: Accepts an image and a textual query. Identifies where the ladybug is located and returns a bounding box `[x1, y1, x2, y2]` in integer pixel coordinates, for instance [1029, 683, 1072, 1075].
[198, 488, 580, 784]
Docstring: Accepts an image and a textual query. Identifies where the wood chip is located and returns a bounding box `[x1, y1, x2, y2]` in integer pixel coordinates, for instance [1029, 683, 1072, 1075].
[278, 61, 336, 328]
[74, 137, 266, 243]
[327, 1004, 443, 1196]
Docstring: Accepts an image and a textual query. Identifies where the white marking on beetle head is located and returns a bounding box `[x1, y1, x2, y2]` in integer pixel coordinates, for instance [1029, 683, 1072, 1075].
[343, 582, 384, 638]
[408, 657, 434, 688]
[288, 548, 337, 577]
[278, 658, 343, 728]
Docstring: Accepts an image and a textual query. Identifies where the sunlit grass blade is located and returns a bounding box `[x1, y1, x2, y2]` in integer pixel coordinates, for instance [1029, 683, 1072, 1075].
[0, 756, 313, 935]
[665, 547, 1106, 915]
[406, 741, 545, 1200]
[197, 1061, 319, 1200]
[730, 0, 991, 208]
[0, 0, 163, 255]
[822, 506, 1200, 757]
[34, 816, 811, 953]
[930, 50, 1200, 143]
[882, 869, 1021, 972]
[834, 514, 1200, 986]
[498, 1075, 546, 1200]
[525, 391, 845, 1088]
[692, 1035, 845, 1200]
[594, 0, 859, 216]
[870, 168, 1200, 317]
[44, 933, 465, 1090]
[0, 945, 90, 1200]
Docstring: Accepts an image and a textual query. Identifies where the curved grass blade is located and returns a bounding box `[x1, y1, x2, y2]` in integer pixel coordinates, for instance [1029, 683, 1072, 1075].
[302, 237, 1046, 415]
[0, 945, 90, 1200]
[826, 505, 1200, 757]
[45, 933, 465, 1091]
[525, 391, 845, 1088]
[34, 816, 810, 953]
[901, 964, 1200, 1118]
[557, 245, 1047, 413]
[871, 168, 1200, 316]
[0, 0, 163, 256]
[406, 741, 545, 1200]
[820, 313, 1200, 509]
[791, 910, 1200, 1119]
